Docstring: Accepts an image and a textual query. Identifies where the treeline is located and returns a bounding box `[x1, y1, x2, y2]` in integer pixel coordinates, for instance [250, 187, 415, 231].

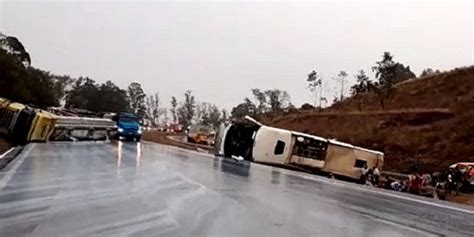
[0, 33, 147, 113]
[229, 51, 442, 118]
[0, 33, 226, 129]
[2, 32, 444, 127]
[304, 52, 441, 110]
[0, 34, 69, 107]
[169, 90, 227, 129]
[231, 89, 293, 119]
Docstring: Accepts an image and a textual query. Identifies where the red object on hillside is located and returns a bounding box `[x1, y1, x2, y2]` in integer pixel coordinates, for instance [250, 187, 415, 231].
[169, 124, 183, 133]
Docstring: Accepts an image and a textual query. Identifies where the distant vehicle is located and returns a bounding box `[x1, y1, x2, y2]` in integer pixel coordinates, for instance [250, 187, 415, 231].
[169, 123, 183, 133]
[215, 116, 384, 180]
[114, 113, 142, 141]
[187, 125, 215, 145]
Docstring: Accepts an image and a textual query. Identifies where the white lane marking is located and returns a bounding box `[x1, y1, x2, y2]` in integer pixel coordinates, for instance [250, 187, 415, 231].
[177, 173, 206, 190]
[0, 143, 36, 190]
[49, 140, 111, 144]
[276, 168, 474, 215]
[0, 147, 15, 159]
[368, 214, 438, 236]
[144, 141, 474, 215]
[366, 186, 474, 215]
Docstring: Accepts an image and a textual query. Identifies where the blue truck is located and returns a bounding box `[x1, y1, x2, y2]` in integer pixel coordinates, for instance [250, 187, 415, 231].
[114, 113, 142, 141]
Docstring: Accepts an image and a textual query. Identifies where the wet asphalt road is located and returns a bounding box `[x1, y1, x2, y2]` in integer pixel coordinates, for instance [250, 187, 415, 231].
[0, 142, 473, 237]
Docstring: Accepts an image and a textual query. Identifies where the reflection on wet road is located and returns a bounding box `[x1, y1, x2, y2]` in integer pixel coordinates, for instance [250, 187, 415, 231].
[0, 142, 473, 236]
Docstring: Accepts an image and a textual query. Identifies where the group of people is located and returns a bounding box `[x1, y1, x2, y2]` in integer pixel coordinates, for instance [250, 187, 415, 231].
[379, 172, 432, 196]
[442, 168, 463, 195]
[353, 162, 474, 201]
[438, 165, 473, 195]
[359, 163, 380, 186]
[365, 164, 474, 200]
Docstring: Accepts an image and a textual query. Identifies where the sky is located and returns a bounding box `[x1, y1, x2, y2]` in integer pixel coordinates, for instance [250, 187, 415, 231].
[0, 0, 472, 110]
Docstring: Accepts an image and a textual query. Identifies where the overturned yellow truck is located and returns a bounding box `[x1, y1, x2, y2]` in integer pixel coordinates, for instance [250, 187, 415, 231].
[0, 99, 56, 144]
[215, 116, 384, 180]
[0, 98, 116, 144]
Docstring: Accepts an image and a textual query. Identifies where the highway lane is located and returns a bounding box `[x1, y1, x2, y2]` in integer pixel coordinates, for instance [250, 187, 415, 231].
[0, 142, 473, 236]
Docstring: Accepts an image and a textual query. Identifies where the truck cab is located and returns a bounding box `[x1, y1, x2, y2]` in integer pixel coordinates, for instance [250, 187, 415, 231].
[115, 113, 142, 141]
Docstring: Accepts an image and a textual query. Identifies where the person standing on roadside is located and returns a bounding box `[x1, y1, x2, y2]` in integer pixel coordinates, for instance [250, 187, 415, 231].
[453, 168, 462, 195]
[360, 163, 369, 184]
[446, 168, 454, 195]
[373, 165, 380, 186]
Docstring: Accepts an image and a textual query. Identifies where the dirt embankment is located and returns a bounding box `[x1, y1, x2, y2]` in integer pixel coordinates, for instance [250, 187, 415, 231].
[266, 66, 474, 173]
[142, 131, 175, 146]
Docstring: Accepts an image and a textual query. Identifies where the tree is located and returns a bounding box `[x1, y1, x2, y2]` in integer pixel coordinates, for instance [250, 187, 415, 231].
[170, 96, 178, 123]
[195, 102, 211, 125]
[0, 38, 70, 107]
[65, 79, 129, 112]
[393, 63, 416, 83]
[221, 109, 228, 122]
[0, 33, 127, 111]
[49, 74, 74, 104]
[65, 77, 99, 110]
[231, 89, 292, 119]
[306, 70, 322, 107]
[251, 88, 267, 114]
[231, 97, 256, 119]
[350, 70, 375, 95]
[208, 104, 221, 129]
[420, 68, 440, 77]
[335, 71, 348, 101]
[0, 48, 33, 103]
[145, 93, 165, 126]
[27, 68, 73, 107]
[97, 81, 130, 112]
[128, 82, 146, 116]
[177, 106, 187, 127]
[320, 97, 328, 107]
[372, 52, 415, 108]
[177, 90, 195, 128]
[264, 89, 291, 113]
[300, 103, 315, 110]
[195, 102, 221, 128]
[0, 33, 31, 66]
[372, 52, 397, 109]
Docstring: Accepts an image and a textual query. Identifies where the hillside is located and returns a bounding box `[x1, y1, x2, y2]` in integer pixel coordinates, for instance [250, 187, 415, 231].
[266, 66, 474, 173]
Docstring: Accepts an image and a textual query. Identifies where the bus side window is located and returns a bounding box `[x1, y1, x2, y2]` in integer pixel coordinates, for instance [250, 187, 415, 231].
[274, 140, 285, 155]
[354, 159, 367, 168]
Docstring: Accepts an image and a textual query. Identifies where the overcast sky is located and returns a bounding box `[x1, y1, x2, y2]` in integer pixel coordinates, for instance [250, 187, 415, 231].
[1, 1, 472, 110]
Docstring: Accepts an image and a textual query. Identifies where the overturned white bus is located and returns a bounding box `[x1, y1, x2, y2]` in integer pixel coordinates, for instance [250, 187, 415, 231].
[215, 116, 384, 180]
